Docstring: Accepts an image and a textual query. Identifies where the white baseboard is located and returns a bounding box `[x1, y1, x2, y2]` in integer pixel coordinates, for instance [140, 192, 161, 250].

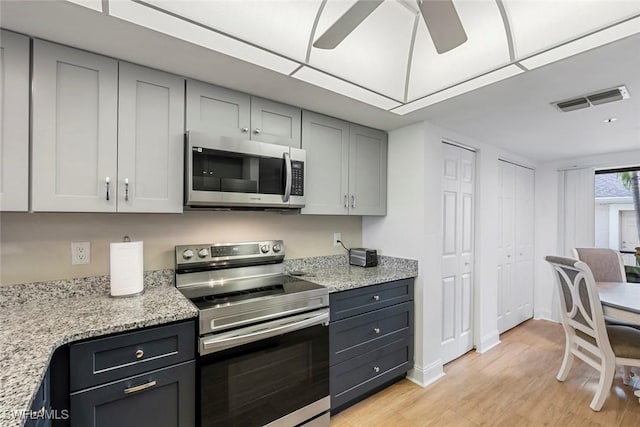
[476, 329, 500, 354]
[534, 310, 559, 323]
[407, 360, 445, 388]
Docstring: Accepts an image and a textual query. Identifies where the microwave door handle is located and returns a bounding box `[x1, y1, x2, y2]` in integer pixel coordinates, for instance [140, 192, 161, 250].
[283, 152, 292, 203]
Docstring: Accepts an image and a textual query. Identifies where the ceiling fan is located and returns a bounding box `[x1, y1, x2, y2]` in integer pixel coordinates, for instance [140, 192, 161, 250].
[313, 0, 468, 54]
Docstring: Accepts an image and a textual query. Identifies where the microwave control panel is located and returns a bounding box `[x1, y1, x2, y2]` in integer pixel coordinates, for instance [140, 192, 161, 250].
[291, 161, 304, 196]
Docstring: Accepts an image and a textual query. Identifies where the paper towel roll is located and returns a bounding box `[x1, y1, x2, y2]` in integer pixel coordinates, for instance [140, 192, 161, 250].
[110, 241, 144, 297]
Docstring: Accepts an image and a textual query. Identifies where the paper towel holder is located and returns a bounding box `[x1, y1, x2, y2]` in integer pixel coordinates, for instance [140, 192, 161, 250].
[109, 237, 144, 298]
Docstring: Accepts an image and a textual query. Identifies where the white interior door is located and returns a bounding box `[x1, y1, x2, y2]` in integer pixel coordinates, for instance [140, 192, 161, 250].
[498, 160, 534, 333]
[620, 210, 639, 251]
[441, 143, 475, 364]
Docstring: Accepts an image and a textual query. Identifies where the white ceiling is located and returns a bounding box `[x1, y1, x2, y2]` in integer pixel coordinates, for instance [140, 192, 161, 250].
[0, 0, 639, 163]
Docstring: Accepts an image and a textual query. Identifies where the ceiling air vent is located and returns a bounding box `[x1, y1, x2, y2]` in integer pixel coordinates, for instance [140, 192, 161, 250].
[556, 97, 590, 112]
[552, 85, 630, 112]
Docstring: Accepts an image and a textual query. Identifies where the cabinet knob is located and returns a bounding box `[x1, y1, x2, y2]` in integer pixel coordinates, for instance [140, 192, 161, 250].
[373, 366, 380, 373]
[373, 327, 380, 334]
[373, 295, 380, 301]
[135, 349, 144, 359]
[254, 128, 261, 134]
[241, 127, 249, 133]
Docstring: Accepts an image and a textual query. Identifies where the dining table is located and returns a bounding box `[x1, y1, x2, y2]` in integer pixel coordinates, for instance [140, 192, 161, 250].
[597, 281, 640, 401]
[597, 281, 640, 325]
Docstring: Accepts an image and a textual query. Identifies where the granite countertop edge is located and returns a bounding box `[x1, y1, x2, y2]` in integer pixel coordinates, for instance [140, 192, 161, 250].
[284, 254, 419, 292]
[0, 254, 418, 426]
[0, 270, 197, 427]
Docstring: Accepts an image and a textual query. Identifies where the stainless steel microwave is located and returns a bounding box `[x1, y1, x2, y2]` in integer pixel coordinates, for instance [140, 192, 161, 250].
[184, 131, 305, 209]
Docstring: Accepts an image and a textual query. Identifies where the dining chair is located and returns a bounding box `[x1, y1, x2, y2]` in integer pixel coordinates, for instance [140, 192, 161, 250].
[573, 247, 638, 384]
[545, 255, 640, 411]
[572, 247, 626, 283]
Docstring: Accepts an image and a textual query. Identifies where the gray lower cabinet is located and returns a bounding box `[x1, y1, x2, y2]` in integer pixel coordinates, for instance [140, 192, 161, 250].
[25, 367, 51, 427]
[70, 361, 195, 427]
[69, 320, 196, 427]
[329, 279, 414, 413]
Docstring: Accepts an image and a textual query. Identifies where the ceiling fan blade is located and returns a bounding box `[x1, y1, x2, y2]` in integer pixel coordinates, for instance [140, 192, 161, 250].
[313, 0, 385, 49]
[419, 0, 468, 54]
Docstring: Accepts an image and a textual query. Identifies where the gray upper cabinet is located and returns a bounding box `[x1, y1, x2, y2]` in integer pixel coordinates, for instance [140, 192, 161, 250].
[250, 96, 301, 147]
[348, 124, 387, 216]
[0, 30, 29, 212]
[32, 39, 119, 212]
[301, 111, 349, 215]
[186, 80, 301, 147]
[118, 62, 185, 213]
[301, 112, 387, 216]
[186, 79, 250, 139]
[32, 41, 184, 213]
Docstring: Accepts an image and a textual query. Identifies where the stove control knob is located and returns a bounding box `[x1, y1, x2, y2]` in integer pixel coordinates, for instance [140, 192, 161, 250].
[198, 248, 209, 258]
[272, 244, 282, 253]
[182, 249, 194, 260]
[260, 244, 271, 254]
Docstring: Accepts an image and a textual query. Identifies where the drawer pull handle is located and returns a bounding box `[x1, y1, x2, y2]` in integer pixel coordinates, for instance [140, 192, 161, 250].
[374, 327, 380, 334]
[135, 349, 144, 359]
[373, 366, 380, 373]
[373, 295, 380, 301]
[124, 380, 157, 395]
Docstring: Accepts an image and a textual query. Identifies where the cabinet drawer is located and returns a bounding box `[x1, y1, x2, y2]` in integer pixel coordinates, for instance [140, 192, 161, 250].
[70, 360, 195, 427]
[330, 302, 412, 365]
[330, 338, 412, 410]
[70, 320, 195, 391]
[330, 279, 413, 321]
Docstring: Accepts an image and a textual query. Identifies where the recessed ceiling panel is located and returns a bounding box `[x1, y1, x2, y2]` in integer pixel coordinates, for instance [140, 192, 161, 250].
[503, 0, 640, 60]
[292, 66, 402, 110]
[143, 0, 322, 62]
[308, 0, 415, 101]
[407, 0, 509, 102]
[109, 0, 300, 74]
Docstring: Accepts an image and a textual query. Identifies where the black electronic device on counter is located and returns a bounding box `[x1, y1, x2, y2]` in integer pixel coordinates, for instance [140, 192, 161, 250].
[349, 248, 378, 267]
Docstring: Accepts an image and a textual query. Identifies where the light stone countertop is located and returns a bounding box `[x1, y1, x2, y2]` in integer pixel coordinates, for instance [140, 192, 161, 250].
[284, 255, 418, 292]
[0, 255, 418, 427]
[0, 270, 198, 427]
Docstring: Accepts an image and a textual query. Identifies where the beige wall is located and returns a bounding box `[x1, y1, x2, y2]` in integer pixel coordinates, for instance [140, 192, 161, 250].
[0, 211, 362, 285]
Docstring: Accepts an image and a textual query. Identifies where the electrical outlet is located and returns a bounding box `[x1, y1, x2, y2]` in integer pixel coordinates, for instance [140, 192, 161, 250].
[333, 232, 342, 247]
[71, 241, 91, 265]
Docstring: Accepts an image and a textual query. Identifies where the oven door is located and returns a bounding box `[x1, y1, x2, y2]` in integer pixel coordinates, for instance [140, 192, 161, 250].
[185, 131, 305, 208]
[198, 309, 329, 427]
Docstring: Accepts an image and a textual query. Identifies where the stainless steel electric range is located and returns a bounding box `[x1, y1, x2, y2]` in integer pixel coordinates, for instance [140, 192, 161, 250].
[175, 240, 330, 427]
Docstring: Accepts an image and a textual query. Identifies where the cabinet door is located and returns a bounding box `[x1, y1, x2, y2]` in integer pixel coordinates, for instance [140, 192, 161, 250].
[300, 111, 349, 215]
[0, 30, 29, 212]
[118, 62, 185, 213]
[185, 79, 250, 138]
[71, 361, 195, 427]
[250, 96, 301, 147]
[348, 125, 387, 215]
[32, 40, 118, 212]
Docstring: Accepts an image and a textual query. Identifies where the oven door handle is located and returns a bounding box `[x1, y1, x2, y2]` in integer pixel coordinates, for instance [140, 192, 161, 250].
[200, 309, 328, 355]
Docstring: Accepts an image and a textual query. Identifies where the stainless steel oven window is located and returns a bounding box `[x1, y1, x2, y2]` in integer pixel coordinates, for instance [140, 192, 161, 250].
[198, 324, 329, 427]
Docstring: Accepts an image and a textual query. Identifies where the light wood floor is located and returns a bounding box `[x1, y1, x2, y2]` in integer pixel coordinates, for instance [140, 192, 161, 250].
[330, 319, 640, 426]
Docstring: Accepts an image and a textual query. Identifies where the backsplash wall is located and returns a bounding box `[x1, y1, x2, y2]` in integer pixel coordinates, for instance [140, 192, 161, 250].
[0, 211, 362, 285]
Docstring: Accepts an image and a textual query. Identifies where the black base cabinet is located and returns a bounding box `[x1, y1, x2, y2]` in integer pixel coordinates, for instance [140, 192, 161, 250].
[70, 361, 195, 427]
[329, 279, 414, 413]
[68, 320, 196, 427]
